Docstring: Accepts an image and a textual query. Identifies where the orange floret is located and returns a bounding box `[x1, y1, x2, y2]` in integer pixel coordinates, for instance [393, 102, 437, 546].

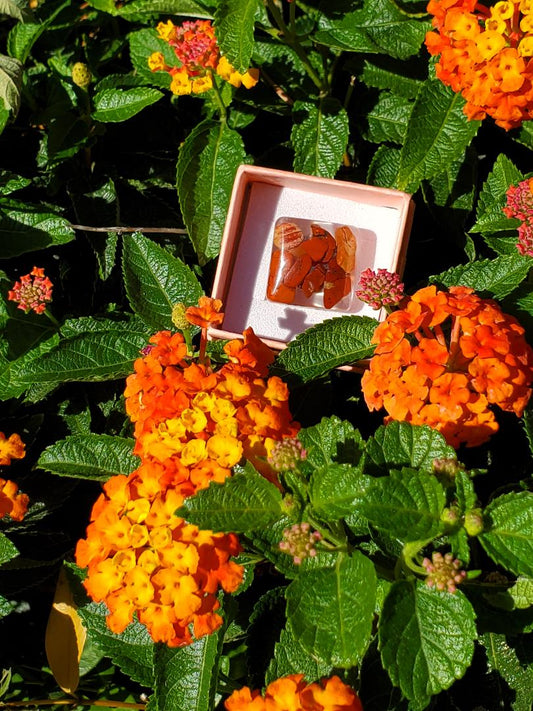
[362, 285, 533, 447]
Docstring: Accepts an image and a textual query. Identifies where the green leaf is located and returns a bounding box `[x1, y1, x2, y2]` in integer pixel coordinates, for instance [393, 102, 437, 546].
[92, 87, 163, 123]
[37, 435, 139, 481]
[118, 0, 212, 20]
[177, 119, 245, 264]
[508, 577, 533, 609]
[380, 581, 476, 708]
[0, 0, 31, 23]
[310, 463, 370, 520]
[0, 333, 60, 401]
[430, 254, 533, 299]
[367, 145, 405, 189]
[0, 98, 8, 136]
[286, 552, 376, 667]
[122, 232, 203, 330]
[366, 421, 455, 474]
[214, 0, 257, 73]
[291, 99, 349, 178]
[471, 154, 523, 235]
[275, 316, 377, 383]
[359, 57, 424, 99]
[77, 601, 155, 687]
[315, 0, 429, 59]
[10, 323, 150, 394]
[481, 633, 533, 711]
[0, 199, 75, 258]
[128, 29, 175, 88]
[266, 625, 333, 684]
[176, 466, 283, 533]
[0, 170, 30, 195]
[7, 23, 43, 63]
[0, 53, 22, 116]
[359, 468, 446, 542]
[360, 92, 412, 145]
[299, 416, 365, 471]
[152, 633, 221, 711]
[0, 532, 19, 566]
[396, 81, 480, 192]
[479, 492, 533, 577]
[427, 148, 476, 212]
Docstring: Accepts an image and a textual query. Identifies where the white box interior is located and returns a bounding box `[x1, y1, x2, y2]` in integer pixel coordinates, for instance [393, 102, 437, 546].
[221, 181, 407, 344]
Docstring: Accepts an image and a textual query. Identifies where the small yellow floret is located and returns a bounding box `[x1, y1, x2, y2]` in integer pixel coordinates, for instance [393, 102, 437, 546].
[157, 20, 176, 41]
[148, 52, 166, 72]
[476, 30, 507, 59]
[170, 70, 193, 95]
[492, 1, 514, 20]
[518, 36, 533, 56]
[192, 74, 214, 94]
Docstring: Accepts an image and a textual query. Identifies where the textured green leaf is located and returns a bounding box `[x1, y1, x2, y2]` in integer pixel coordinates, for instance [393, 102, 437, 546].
[7, 23, 43, 63]
[514, 121, 533, 151]
[0, 98, 8, 136]
[397, 81, 480, 191]
[380, 581, 476, 707]
[152, 633, 221, 711]
[366, 421, 455, 474]
[430, 254, 533, 299]
[315, 0, 429, 59]
[128, 29, 175, 88]
[298, 417, 365, 476]
[92, 87, 163, 123]
[266, 626, 333, 684]
[0, 333, 60, 401]
[0, 170, 30, 195]
[77, 601, 155, 687]
[122, 232, 203, 330]
[12, 324, 149, 391]
[214, 0, 257, 73]
[0, 532, 19, 565]
[481, 633, 533, 711]
[176, 467, 283, 533]
[0, 199, 75, 258]
[0, 53, 22, 115]
[480, 492, 533, 577]
[275, 316, 377, 383]
[428, 148, 476, 211]
[37, 435, 139, 481]
[291, 99, 349, 178]
[367, 145, 404, 189]
[471, 154, 523, 236]
[359, 57, 424, 99]
[286, 552, 376, 667]
[508, 578, 533, 609]
[360, 92, 411, 145]
[310, 463, 370, 520]
[360, 468, 446, 542]
[0, 0, 31, 23]
[119, 0, 212, 19]
[177, 119, 245, 264]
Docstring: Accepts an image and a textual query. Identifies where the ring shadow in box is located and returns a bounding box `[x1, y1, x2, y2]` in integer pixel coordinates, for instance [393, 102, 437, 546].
[208, 166, 414, 370]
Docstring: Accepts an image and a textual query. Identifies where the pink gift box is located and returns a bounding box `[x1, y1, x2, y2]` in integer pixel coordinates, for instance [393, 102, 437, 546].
[208, 165, 414, 353]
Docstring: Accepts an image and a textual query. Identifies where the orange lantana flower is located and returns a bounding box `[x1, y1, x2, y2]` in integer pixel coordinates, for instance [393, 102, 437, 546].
[77, 314, 299, 647]
[185, 296, 225, 329]
[362, 286, 533, 448]
[425, 0, 533, 129]
[224, 674, 363, 711]
[0, 432, 25, 466]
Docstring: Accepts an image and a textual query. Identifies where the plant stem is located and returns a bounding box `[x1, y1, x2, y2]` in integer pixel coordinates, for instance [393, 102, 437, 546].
[69, 225, 188, 234]
[44, 308, 61, 329]
[265, 0, 326, 93]
[209, 72, 227, 122]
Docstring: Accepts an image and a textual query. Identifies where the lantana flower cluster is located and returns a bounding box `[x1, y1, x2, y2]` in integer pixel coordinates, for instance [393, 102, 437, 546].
[425, 0, 533, 129]
[8, 266, 53, 314]
[148, 19, 259, 95]
[505, 177, 533, 255]
[76, 301, 299, 647]
[0, 432, 28, 522]
[361, 285, 533, 448]
[224, 674, 363, 711]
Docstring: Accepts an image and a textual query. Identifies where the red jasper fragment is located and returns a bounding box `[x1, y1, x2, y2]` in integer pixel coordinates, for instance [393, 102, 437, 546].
[273, 222, 304, 251]
[311, 224, 336, 261]
[335, 225, 356, 273]
[323, 258, 351, 309]
[302, 264, 326, 298]
[283, 253, 313, 288]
